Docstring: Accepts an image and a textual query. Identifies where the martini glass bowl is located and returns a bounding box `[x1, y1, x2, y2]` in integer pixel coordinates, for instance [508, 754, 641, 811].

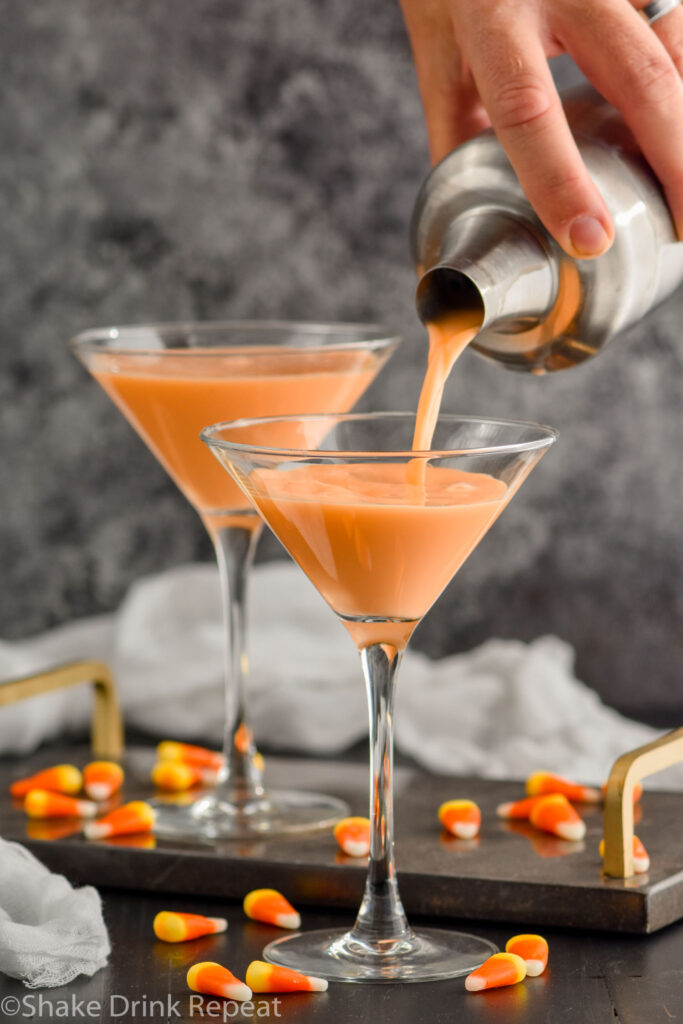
[71, 322, 399, 838]
[202, 411, 557, 981]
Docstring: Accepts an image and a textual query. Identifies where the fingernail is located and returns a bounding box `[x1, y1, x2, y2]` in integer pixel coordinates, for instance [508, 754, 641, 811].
[569, 215, 610, 257]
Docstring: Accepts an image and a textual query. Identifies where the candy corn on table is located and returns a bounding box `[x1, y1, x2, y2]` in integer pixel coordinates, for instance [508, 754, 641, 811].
[1, 885, 681, 1023]
[2, 745, 683, 935]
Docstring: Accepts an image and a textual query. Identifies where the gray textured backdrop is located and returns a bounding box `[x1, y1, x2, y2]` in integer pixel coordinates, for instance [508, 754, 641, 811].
[1, 2, 681, 725]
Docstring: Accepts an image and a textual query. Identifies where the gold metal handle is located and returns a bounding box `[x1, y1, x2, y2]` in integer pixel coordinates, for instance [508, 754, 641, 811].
[0, 660, 124, 759]
[603, 726, 683, 877]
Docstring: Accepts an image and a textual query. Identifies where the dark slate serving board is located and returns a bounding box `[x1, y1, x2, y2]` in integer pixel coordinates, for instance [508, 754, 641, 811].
[1, 746, 682, 934]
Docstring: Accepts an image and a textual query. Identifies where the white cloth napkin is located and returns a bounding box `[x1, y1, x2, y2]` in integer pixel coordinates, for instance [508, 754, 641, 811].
[0, 838, 110, 987]
[0, 561, 680, 787]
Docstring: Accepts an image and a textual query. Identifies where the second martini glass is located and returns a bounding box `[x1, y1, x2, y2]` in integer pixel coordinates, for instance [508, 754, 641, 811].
[71, 322, 398, 838]
[203, 411, 557, 981]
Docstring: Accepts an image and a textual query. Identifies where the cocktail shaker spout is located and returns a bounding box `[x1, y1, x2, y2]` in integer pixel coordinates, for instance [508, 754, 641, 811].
[416, 211, 556, 332]
[411, 86, 683, 373]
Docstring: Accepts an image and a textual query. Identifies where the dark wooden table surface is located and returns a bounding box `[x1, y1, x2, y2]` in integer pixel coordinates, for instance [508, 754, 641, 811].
[2, 742, 683, 1021]
[0, 887, 682, 1023]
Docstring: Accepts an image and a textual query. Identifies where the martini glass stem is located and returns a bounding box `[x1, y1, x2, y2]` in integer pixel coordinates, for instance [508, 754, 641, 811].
[350, 642, 412, 948]
[212, 522, 265, 805]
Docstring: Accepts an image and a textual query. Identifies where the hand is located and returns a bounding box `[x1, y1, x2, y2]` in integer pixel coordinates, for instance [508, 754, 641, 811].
[399, 0, 683, 257]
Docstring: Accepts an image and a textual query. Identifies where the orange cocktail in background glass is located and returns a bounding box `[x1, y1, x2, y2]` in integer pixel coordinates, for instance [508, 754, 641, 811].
[72, 322, 399, 838]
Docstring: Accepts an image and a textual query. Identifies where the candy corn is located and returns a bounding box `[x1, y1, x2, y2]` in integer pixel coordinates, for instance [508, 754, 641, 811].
[505, 934, 549, 977]
[154, 912, 228, 943]
[465, 952, 527, 992]
[526, 771, 600, 804]
[158, 741, 224, 771]
[24, 789, 97, 819]
[601, 781, 643, 803]
[233, 723, 253, 754]
[633, 835, 652, 874]
[83, 761, 124, 801]
[84, 800, 156, 840]
[187, 962, 251, 1002]
[245, 961, 328, 994]
[243, 889, 301, 930]
[438, 799, 481, 839]
[599, 835, 650, 873]
[151, 762, 216, 792]
[496, 795, 548, 820]
[10, 764, 82, 799]
[529, 794, 586, 841]
[334, 816, 371, 857]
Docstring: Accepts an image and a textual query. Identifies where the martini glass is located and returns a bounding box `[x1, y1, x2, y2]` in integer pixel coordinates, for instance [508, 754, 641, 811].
[71, 322, 399, 838]
[202, 411, 557, 982]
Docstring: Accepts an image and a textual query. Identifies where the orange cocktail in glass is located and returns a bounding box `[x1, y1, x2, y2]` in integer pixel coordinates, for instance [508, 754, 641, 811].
[72, 322, 399, 838]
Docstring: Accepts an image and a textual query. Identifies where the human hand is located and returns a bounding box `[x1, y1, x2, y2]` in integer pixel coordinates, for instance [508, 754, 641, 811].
[399, 0, 683, 257]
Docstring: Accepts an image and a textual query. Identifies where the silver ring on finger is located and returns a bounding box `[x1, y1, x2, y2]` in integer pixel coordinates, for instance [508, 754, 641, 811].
[641, 0, 683, 25]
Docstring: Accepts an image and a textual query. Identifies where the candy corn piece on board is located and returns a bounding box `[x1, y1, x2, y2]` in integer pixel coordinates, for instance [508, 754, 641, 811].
[3, 747, 682, 934]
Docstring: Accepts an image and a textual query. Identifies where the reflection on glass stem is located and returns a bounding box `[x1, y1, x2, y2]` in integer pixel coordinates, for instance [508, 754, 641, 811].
[351, 642, 412, 951]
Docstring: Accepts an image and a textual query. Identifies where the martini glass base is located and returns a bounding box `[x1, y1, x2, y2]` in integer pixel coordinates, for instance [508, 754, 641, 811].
[264, 927, 498, 983]
[150, 789, 349, 840]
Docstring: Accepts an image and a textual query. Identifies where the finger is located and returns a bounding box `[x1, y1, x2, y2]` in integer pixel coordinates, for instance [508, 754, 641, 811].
[399, 0, 490, 163]
[558, 0, 683, 236]
[420, 72, 491, 166]
[454, 6, 613, 258]
[630, 0, 683, 75]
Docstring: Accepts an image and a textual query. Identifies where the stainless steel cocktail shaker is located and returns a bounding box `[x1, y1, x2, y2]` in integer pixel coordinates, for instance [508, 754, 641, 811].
[411, 86, 683, 372]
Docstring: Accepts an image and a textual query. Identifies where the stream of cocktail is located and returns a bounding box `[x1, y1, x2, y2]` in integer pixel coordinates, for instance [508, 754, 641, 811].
[246, 304, 507, 651]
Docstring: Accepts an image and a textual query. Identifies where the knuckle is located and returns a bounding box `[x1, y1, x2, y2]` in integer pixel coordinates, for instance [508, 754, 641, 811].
[490, 75, 553, 131]
[541, 167, 587, 204]
[534, 169, 596, 223]
[631, 53, 680, 104]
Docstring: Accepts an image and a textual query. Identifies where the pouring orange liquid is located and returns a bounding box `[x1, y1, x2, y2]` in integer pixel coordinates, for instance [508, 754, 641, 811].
[91, 348, 381, 534]
[413, 308, 483, 452]
[407, 307, 483, 490]
[241, 306, 504, 649]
